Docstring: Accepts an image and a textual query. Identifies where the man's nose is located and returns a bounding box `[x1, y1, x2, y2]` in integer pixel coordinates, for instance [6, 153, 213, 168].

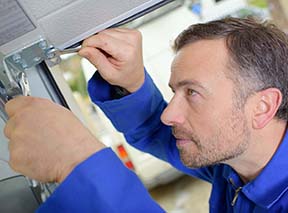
[160, 97, 185, 126]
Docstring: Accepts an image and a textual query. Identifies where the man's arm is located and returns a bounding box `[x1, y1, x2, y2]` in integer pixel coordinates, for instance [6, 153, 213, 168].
[79, 28, 180, 165]
[88, 70, 214, 182]
[38, 148, 164, 213]
[4, 96, 164, 212]
[81, 29, 214, 182]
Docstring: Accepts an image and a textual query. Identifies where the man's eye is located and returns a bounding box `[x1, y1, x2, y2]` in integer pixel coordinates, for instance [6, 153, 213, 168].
[187, 89, 197, 96]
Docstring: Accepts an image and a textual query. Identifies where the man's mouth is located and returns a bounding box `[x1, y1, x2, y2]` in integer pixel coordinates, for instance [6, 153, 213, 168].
[173, 128, 201, 148]
[172, 129, 194, 146]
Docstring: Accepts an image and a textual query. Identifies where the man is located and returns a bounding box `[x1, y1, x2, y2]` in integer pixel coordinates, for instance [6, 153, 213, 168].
[4, 17, 288, 212]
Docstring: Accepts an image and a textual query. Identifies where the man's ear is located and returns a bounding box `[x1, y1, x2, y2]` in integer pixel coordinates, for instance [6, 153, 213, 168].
[252, 88, 282, 129]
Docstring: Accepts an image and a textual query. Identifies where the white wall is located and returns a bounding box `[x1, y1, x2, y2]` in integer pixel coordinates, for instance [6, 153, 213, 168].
[138, 6, 200, 101]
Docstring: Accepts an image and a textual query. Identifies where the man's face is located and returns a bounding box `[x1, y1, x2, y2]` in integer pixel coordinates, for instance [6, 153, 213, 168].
[161, 39, 251, 168]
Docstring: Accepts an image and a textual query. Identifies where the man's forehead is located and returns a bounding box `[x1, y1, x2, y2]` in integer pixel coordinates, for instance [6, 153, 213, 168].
[169, 39, 231, 89]
[171, 39, 229, 75]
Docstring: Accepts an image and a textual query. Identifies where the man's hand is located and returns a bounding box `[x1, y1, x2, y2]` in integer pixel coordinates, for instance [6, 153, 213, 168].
[4, 96, 105, 183]
[79, 28, 145, 93]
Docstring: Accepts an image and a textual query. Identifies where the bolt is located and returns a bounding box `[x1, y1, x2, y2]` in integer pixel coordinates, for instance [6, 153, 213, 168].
[46, 50, 56, 59]
[33, 56, 42, 63]
[21, 61, 28, 69]
[12, 54, 22, 63]
[39, 40, 48, 50]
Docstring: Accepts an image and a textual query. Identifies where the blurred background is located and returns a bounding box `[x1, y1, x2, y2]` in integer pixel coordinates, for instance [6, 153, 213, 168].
[51, 0, 288, 212]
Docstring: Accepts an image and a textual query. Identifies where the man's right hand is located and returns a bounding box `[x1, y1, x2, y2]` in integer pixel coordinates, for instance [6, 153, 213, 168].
[79, 28, 145, 93]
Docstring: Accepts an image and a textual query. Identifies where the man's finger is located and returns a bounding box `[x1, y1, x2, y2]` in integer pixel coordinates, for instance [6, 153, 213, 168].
[109, 28, 136, 33]
[79, 47, 114, 73]
[100, 28, 140, 45]
[102, 28, 131, 39]
[5, 96, 34, 118]
[82, 33, 131, 60]
[4, 117, 16, 139]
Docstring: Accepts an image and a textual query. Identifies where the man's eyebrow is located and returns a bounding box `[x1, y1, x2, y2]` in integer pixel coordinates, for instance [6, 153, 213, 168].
[168, 80, 207, 91]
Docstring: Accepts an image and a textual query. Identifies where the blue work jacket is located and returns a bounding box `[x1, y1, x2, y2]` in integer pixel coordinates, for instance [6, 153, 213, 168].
[38, 71, 288, 212]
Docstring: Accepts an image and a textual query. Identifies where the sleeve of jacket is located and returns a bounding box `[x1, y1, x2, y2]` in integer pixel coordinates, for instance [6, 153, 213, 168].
[88, 70, 214, 183]
[37, 148, 164, 213]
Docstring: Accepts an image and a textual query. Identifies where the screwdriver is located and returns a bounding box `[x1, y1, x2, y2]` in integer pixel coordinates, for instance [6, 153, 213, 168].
[46, 46, 82, 59]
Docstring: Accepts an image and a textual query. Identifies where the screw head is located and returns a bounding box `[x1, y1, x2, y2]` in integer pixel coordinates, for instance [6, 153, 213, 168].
[46, 50, 56, 59]
[21, 61, 28, 69]
[12, 54, 22, 63]
[33, 56, 42, 62]
[39, 40, 48, 49]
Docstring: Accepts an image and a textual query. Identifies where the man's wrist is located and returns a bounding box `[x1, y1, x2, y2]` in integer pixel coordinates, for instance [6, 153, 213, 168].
[56, 138, 106, 183]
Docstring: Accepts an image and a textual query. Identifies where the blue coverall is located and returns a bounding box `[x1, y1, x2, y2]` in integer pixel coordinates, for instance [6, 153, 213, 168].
[38, 71, 288, 212]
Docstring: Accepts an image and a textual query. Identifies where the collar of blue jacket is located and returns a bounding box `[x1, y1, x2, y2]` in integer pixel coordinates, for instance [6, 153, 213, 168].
[222, 128, 288, 208]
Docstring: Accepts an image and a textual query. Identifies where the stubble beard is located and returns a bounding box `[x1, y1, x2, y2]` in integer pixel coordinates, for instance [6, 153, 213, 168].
[174, 108, 250, 168]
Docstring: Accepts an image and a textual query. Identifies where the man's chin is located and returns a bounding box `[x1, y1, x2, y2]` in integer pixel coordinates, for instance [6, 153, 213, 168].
[181, 161, 206, 169]
[179, 154, 206, 168]
[179, 152, 220, 168]
[181, 154, 241, 169]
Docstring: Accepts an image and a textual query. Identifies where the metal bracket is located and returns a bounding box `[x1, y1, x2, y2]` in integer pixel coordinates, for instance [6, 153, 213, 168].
[0, 39, 62, 120]
[1, 39, 61, 97]
[3, 39, 62, 72]
[0, 39, 60, 202]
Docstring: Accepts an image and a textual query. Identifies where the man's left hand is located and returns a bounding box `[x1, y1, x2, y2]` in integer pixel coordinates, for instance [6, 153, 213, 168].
[4, 96, 105, 183]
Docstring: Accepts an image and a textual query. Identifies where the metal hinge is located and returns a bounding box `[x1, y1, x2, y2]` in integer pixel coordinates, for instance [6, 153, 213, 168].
[1, 39, 81, 105]
[0, 39, 62, 109]
[0, 39, 61, 121]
